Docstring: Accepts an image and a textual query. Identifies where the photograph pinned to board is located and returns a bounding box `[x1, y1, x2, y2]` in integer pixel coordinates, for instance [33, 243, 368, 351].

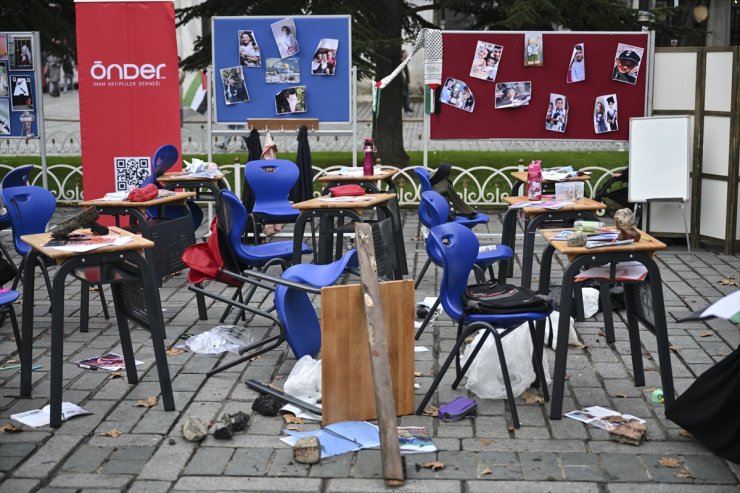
[275, 85, 306, 115]
[545, 93, 568, 133]
[0, 99, 10, 135]
[9, 34, 33, 71]
[271, 17, 299, 59]
[0, 60, 8, 97]
[220, 66, 250, 105]
[494, 81, 531, 109]
[524, 32, 543, 66]
[311, 38, 338, 75]
[0, 34, 7, 59]
[594, 94, 618, 133]
[238, 30, 261, 68]
[567, 43, 585, 83]
[469, 40, 503, 82]
[10, 74, 32, 111]
[265, 58, 300, 83]
[439, 77, 474, 113]
[612, 43, 644, 85]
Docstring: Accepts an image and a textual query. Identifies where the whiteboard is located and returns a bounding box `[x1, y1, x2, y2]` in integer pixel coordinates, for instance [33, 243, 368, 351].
[628, 116, 693, 202]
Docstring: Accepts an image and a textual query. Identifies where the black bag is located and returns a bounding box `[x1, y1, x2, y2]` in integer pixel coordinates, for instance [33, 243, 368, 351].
[429, 163, 478, 220]
[463, 283, 551, 315]
[0, 257, 16, 286]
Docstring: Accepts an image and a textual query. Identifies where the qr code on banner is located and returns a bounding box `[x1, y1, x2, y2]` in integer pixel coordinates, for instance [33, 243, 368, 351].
[114, 157, 150, 191]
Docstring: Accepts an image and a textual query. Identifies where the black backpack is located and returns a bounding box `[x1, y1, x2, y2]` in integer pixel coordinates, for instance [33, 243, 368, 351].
[463, 283, 551, 315]
[429, 163, 478, 220]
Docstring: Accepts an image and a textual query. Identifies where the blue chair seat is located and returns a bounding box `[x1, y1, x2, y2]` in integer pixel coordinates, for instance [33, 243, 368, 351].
[252, 206, 300, 222]
[475, 244, 514, 269]
[453, 212, 489, 228]
[233, 241, 311, 267]
[0, 288, 20, 305]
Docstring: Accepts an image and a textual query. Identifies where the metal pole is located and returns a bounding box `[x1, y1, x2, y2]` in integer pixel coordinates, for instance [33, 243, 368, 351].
[33, 31, 48, 189]
[352, 66, 357, 167]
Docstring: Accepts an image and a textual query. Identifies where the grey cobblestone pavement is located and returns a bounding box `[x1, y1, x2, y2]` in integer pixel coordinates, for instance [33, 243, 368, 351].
[0, 205, 738, 492]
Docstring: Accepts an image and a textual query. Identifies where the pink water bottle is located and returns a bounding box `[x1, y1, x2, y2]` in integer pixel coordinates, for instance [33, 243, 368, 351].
[526, 160, 542, 200]
[363, 138, 375, 176]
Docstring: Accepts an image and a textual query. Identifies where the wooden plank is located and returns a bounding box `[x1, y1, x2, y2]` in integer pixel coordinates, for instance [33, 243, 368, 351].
[353, 222, 404, 486]
[320, 280, 414, 424]
[247, 118, 319, 132]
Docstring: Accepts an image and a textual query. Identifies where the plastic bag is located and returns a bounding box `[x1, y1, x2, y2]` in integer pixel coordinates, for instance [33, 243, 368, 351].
[582, 287, 600, 319]
[178, 325, 250, 354]
[283, 355, 322, 405]
[544, 311, 581, 350]
[461, 325, 550, 400]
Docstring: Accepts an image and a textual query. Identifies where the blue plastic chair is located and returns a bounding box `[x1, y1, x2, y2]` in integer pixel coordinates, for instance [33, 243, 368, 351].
[243, 159, 301, 243]
[415, 222, 551, 428]
[0, 165, 35, 270]
[415, 167, 489, 228]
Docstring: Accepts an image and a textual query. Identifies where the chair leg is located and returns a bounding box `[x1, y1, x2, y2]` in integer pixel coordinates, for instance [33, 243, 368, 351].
[38, 260, 53, 313]
[195, 284, 208, 320]
[416, 331, 471, 415]
[0, 240, 18, 272]
[600, 282, 615, 343]
[452, 330, 491, 388]
[492, 331, 520, 429]
[5, 305, 22, 356]
[528, 320, 550, 402]
[414, 257, 432, 289]
[80, 281, 90, 333]
[414, 296, 440, 340]
[98, 284, 110, 320]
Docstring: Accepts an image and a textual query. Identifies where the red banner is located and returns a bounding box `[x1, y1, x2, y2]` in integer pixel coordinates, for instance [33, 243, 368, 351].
[75, 0, 181, 202]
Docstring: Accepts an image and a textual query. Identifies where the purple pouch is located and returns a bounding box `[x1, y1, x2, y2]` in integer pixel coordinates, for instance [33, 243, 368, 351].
[438, 396, 477, 421]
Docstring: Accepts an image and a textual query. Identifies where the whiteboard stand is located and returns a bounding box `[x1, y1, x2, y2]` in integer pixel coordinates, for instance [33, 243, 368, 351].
[643, 199, 691, 255]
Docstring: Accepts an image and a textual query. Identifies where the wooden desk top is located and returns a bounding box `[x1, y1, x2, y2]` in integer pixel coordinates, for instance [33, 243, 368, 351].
[292, 192, 396, 214]
[504, 196, 606, 215]
[540, 228, 667, 256]
[317, 168, 398, 183]
[80, 191, 196, 209]
[511, 170, 592, 184]
[21, 227, 153, 263]
[157, 171, 225, 183]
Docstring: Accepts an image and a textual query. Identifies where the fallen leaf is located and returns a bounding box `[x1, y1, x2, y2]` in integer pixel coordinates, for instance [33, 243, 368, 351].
[678, 429, 693, 438]
[614, 392, 629, 399]
[414, 371, 423, 377]
[422, 406, 438, 417]
[97, 428, 122, 437]
[480, 466, 492, 476]
[674, 469, 695, 479]
[699, 331, 714, 338]
[248, 355, 261, 362]
[479, 438, 496, 446]
[570, 341, 588, 349]
[507, 425, 515, 432]
[598, 330, 606, 337]
[464, 335, 476, 344]
[422, 461, 445, 471]
[109, 371, 123, 379]
[564, 373, 571, 381]
[719, 275, 737, 287]
[6, 359, 16, 364]
[134, 396, 158, 408]
[283, 414, 304, 425]
[286, 424, 303, 431]
[658, 457, 683, 468]
[521, 391, 545, 405]
[670, 345, 681, 353]
[166, 347, 186, 356]
[0, 423, 22, 433]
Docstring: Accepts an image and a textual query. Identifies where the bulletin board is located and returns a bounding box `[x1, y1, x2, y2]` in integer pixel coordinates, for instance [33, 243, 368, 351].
[0, 31, 41, 139]
[430, 31, 650, 141]
[212, 15, 351, 124]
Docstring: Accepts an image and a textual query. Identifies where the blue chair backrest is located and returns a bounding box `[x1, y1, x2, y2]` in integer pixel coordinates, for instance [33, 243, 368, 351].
[428, 222, 479, 321]
[151, 144, 179, 178]
[244, 159, 299, 213]
[2, 165, 34, 189]
[1, 186, 56, 256]
[415, 167, 432, 192]
[419, 190, 450, 229]
[219, 189, 248, 249]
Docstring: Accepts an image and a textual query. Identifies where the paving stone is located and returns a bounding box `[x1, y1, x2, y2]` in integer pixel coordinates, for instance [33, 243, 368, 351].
[476, 450, 522, 480]
[468, 481, 600, 492]
[13, 435, 84, 478]
[61, 445, 111, 473]
[519, 451, 564, 480]
[0, 479, 42, 493]
[138, 442, 196, 481]
[601, 453, 651, 482]
[607, 484, 739, 493]
[101, 459, 148, 475]
[47, 473, 132, 489]
[267, 448, 311, 477]
[183, 446, 234, 476]
[127, 480, 173, 493]
[559, 452, 607, 481]
[173, 476, 322, 491]
[326, 479, 461, 492]
[223, 447, 273, 476]
[307, 453, 353, 478]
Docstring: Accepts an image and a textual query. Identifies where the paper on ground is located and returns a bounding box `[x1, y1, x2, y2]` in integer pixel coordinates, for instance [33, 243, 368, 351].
[280, 403, 322, 422]
[11, 402, 92, 427]
[564, 405, 645, 431]
[46, 234, 133, 253]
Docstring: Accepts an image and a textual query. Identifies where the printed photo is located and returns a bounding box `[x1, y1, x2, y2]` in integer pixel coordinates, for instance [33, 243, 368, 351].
[439, 77, 475, 113]
[0, 61, 9, 97]
[524, 32, 543, 66]
[75, 352, 142, 372]
[9, 35, 33, 70]
[265, 58, 300, 83]
[275, 86, 307, 114]
[494, 81, 531, 109]
[238, 30, 261, 68]
[311, 38, 338, 76]
[545, 93, 568, 133]
[0, 34, 8, 60]
[0, 99, 10, 135]
[10, 75, 33, 111]
[220, 66, 250, 105]
[469, 41, 503, 82]
[271, 17, 299, 59]
[612, 43, 644, 85]
[567, 43, 585, 83]
[594, 94, 618, 133]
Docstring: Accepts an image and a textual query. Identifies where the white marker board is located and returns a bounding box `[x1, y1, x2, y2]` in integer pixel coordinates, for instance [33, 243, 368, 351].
[628, 116, 693, 203]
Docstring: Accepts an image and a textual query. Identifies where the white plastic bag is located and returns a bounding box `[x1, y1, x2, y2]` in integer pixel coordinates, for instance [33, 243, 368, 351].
[462, 325, 550, 400]
[544, 311, 581, 350]
[581, 287, 600, 319]
[178, 325, 250, 354]
[283, 355, 322, 405]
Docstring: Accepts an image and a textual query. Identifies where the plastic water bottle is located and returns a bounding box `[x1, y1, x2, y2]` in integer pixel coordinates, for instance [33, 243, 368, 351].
[526, 160, 542, 200]
[363, 138, 375, 176]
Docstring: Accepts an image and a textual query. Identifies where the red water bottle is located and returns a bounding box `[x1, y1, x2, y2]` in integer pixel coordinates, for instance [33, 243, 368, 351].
[363, 138, 375, 176]
[526, 160, 542, 200]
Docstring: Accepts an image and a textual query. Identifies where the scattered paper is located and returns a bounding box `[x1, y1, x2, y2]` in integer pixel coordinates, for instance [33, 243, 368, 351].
[44, 233, 133, 253]
[575, 261, 648, 282]
[11, 402, 92, 427]
[75, 352, 143, 372]
[280, 404, 322, 422]
[414, 346, 429, 353]
[398, 426, 437, 454]
[564, 405, 645, 431]
[317, 196, 374, 203]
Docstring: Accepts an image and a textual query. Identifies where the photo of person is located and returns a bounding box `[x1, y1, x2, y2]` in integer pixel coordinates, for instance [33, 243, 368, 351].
[238, 30, 261, 68]
[524, 32, 543, 66]
[469, 41, 503, 82]
[545, 93, 568, 133]
[219, 66, 250, 105]
[567, 43, 585, 83]
[594, 99, 608, 134]
[0, 34, 8, 59]
[265, 58, 300, 83]
[0, 61, 9, 97]
[311, 38, 338, 75]
[275, 86, 307, 115]
[75, 352, 141, 371]
[605, 94, 618, 131]
[9, 35, 33, 70]
[10, 75, 33, 111]
[0, 100, 10, 135]
[612, 43, 644, 85]
[439, 77, 475, 113]
[494, 81, 532, 109]
[271, 18, 299, 59]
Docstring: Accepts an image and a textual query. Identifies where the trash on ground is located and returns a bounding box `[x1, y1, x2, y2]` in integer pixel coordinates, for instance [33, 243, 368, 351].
[283, 355, 322, 405]
[565, 405, 647, 445]
[174, 325, 251, 354]
[11, 402, 92, 427]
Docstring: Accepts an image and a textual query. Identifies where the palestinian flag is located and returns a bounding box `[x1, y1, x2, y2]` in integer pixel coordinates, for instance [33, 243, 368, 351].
[183, 70, 207, 114]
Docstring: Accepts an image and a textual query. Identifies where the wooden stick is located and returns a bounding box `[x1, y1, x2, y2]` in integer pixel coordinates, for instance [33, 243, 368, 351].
[354, 222, 404, 486]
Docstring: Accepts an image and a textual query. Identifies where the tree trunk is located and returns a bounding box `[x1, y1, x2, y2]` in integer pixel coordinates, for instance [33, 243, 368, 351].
[371, 0, 409, 167]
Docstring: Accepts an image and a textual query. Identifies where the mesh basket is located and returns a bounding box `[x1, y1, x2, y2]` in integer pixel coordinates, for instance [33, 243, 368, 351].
[146, 214, 196, 279]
